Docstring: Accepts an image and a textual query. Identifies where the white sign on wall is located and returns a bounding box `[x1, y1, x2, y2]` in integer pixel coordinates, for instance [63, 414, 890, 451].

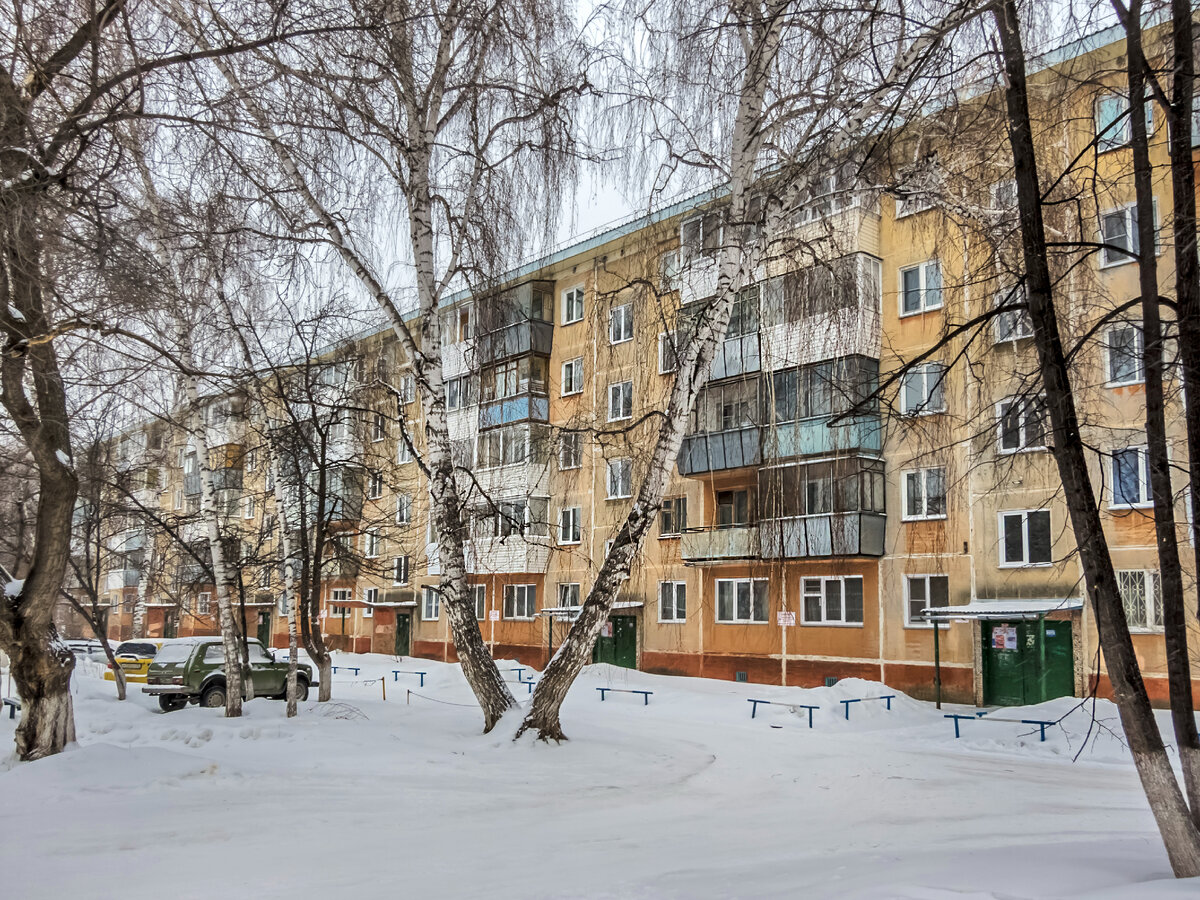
[777, 611, 796, 627]
[489, 610, 500, 621]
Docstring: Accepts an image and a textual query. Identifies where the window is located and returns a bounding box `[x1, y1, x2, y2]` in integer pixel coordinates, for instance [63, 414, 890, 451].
[196, 591, 211, 615]
[768, 357, 879, 424]
[900, 363, 946, 415]
[759, 458, 886, 519]
[905, 575, 949, 626]
[558, 432, 582, 470]
[562, 286, 584, 325]
[717, 489, 751, 527]
[990, 178, 1017, 210]
[660, 497, 687, 537]
[902, 467, 947, 520]
[562, 358, 583, 396]
[659, 250, 680, 291]
[472, 584, 486, 619]
[999, 510, 1052, 566]
[1107, 324, 1145, 385]
[610, 304, 633, 344]
[801, 576, 864, 625]
[393, 556, 410, 585]
[1118, 570, 1162, 631]
[398, 373, 416, 404]
[368, 470, 383, 499]
[899, 260, 942, 315]
[504, 584, 536, 620]
[364, 530, 380, 558]
[477, 424, 534, 468]
[447, 375, 477, 410]
[558, 506, 581, 544]
[203, 643, 224, 662]
[363, 587, 377, 617]
[993, 287, 1033, 343]
[1111, 446, 1151, 508]
[397, 438, 414, 464]
[659, 581, 686, 622]
[372, 412, 386, 442]
[558, 582, 580, 610]
[680, 212, 723, 264]
[173, 489, 183, 511]
[728, 285, 760, 338]
[422, 586, 439, 621]
[396, 494, 412, 524]
[895, 192, 933, 218]
[997, 396, 1046, 452]
[607, 458, 632, 499]
[243, 495, 255, 519]
[1095, 91, 1154, 152]
[715, 578, 768, 623]
[658, 332, 678, 374]
[608, 381, 633, 421]
[1100, 203, 1158, 266]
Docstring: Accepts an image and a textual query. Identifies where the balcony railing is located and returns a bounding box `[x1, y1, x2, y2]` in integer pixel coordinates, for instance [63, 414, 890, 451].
[465, 536, 551, 575]
[762, 414, 883, 460]
[678, 426, 761, 476]
[759, 512, 886, 558]
[479, 393, 550, 429]
[680, 525, 760, 563]
[183, 467, 242, 497]
[475, 320, 553, 362]
[709, 334, 760, 380]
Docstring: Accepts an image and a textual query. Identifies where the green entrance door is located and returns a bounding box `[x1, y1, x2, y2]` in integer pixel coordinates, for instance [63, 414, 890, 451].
[592, 616, 637, 669]
[395, 613, 411, 657]
[257, 612, 271, 647]
[982, 620, 1074, 706]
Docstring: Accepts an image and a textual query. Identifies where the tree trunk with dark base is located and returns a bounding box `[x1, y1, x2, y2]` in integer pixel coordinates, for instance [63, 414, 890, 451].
[993, 0, 1200, 875]
[11, 628, 76, 760]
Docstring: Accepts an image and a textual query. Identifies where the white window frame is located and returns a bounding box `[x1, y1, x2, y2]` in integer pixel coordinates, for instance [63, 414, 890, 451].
[362, 587, 377, 617]
[659, 496, 687, 537]
[396, 493, 412, 525]
[800, 575, 865, 626]
[422, 586, 439, 621]
[898, 259, 942, 316]
[558, 582, 581, 610]
[659, 581, 686, 623]
[606, 458, 632, 499]
[503, 583, 537, 620]
[393, 556, 410, 585]
[902, 467, 947, 521]
[992, 287, 1034, 344]
[1106, 323, 1145, 386]
[714, 577, 769, 624]
[398, 373, 416, 404]
[173, 489, 183, 511]
[368, 470, 384, 500]
[196, 591, 211, 615]
[363, 529, 381, 559]
[558, 506, 582, 545]
[243, 495, 256, 519]
[329, 588, 353, 618]
[608, 381, 633, 422]
[471, 584, 486, 619]
[904, 574, 950, 628]
[562, 285, 585, 325]
[998, 509, 1053, 567]
[1117, 569, 1162, 632]
[996, 396, 1046, 453]
[558, 432, 582, 470]
[1095, 90, 1154, 152]
[1110, 445, 1152, 509]
[372, 412, 386, 442]
[658, 332, 678, 374]
[610, 303, 633, 344]
[1099, 202, 1158, 268]
[900, 363, 947, 415]
[561, 357, 583, 396]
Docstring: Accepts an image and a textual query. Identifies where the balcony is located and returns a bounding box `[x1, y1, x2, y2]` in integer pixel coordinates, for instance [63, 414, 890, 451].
[760, 512, 886, 558]
[680, 525, 760, 564]
[709, 334, 760, 380]
[475, 319, 553, 363]
[678, 426, 761, 477]
[176, 562, 208, 585]
[763, 415, 883, 460]
[479, 393, 549, 430]
[465, 536, 551, 575]
[104, 568, 141, 590]
[183, 467, 242, 497]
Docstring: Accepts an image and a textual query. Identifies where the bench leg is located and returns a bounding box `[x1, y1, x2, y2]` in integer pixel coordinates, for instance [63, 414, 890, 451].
[643, 693, 649, 706]
[807, 709, 814, 729]
[419, 674, 425, 687]
[884, 697, 892, 711]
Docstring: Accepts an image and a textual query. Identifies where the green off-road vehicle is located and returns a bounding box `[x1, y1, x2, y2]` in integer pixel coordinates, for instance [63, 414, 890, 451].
[144, 637, 314, 712]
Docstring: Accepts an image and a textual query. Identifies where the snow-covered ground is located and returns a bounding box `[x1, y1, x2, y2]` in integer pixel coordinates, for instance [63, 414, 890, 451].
[1, 654, 1197, 899]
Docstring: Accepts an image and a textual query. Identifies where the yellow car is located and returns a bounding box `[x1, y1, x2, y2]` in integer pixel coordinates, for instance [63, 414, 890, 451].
[104, 640, 168, 683]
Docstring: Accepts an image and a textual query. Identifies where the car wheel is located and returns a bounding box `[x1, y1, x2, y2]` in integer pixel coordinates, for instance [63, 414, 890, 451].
[295, 678, 309, 702]
[158, 695, 187, 713]
[200, 683, 226, 709]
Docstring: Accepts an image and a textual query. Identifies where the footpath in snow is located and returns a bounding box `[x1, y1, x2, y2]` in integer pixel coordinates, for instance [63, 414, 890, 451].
[1, 653, 1197, 899]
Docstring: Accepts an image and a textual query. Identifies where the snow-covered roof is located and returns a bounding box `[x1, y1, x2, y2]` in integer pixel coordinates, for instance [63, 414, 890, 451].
[924, 599, 1083, 620]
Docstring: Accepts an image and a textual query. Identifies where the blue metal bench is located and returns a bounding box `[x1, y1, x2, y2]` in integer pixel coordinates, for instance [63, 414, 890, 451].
[330, 666, 361, 676]
[510, 667, 529, 682]
[2, 697, 20, 720]
[945, 713, 1056, 742]
[392, 670, 428, 687]
[839, 695, 895, 720]
[747, 698, 819, 728]
[596, 687, 652, 705]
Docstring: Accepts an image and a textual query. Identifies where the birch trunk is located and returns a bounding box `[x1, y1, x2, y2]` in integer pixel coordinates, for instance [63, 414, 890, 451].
[992, 0, 1200, 874]
[131, 542, 153, 640]
[516, 6, 781, 741]
[272, 452, 300, 717]
[1120, 2, 1200, 822]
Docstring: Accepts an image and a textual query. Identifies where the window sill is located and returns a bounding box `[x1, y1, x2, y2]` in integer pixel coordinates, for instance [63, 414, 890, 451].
[658, 533, 681, 540]
[561, 389, 582, 398]
[607, 496, 632, 502]
[1129, 626, 1165, 634]
[902, 514, 948, 523]
[996, 446, 1047, 455]
[715, 620, 770, 626]
[799, 621, 865, 628]
[1109, 502, 1154, 512]
[898, 305, 943, 319]
[997, 561, 1054, 569]
[559, 464, 582, 472]
[562, 317, 583, 327]
[1105, 379, 1145, 388]
[505, 616, 536, 622]
[902, 408, 947, 418]
[610, 337, 633, 346]
[903, 622, 950, 630]
[557, 540, 581, 547]
[607, 416, 633, 424]
[658, 618, 686, 625]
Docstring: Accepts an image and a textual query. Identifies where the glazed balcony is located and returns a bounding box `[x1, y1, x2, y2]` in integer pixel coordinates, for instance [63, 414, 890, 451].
[677, 426, 762, 477]
[759, 512, 886, 558]
[475, 319, 554, 363]
[762, 414, 883, 460]
[680, 524, 760, 564]
[465, 536, 551, 575]
[479, 393, 550, 430]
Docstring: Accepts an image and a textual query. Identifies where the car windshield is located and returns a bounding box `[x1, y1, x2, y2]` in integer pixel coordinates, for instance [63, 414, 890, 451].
[153, 643, 196, 665]
[247, 643, 272, 662]
[115, 642, 157, 658]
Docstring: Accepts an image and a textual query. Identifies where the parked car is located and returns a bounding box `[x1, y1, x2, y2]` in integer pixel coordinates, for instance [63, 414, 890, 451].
[65, 640, 111, 663]
[104, 639, 170, 683]
[143, 638, 314, 712]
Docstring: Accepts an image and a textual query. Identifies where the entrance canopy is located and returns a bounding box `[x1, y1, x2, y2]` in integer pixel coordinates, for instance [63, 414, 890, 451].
[923, 599, 1083, 620]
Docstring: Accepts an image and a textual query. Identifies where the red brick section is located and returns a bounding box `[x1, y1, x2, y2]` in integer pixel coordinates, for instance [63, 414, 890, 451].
[1090, 674, 1200, 710]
